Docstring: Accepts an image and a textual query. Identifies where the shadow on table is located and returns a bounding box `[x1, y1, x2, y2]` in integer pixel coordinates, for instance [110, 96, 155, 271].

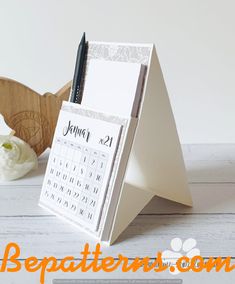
[115, 170, 235, 244]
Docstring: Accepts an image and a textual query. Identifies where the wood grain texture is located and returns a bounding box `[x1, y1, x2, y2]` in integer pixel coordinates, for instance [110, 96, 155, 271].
[0, 78, 71, 155]
[0, 214, 234, 259]
[0, 144, 234, 283]
[0, 184, 235, 216]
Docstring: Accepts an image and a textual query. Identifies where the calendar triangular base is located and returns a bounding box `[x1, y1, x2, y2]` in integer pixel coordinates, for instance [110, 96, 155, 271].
[109, 183, 154, 244]
[108, 45, 192, 245]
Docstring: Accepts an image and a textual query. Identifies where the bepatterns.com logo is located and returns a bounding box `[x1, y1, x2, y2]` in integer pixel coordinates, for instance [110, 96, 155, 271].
[0, 242, 234, 284]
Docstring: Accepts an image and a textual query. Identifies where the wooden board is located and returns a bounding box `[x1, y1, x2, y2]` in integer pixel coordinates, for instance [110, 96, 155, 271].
[0, 145, 234, 283]
[0, 77, 71, 156]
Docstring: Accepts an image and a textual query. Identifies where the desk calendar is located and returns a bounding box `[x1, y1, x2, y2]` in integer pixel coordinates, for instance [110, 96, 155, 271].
[39, 41, 192, 244]
[40, 106, 123, 232]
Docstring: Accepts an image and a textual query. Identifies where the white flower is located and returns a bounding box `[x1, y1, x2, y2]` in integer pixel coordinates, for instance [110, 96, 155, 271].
[0, 135, 38, 181]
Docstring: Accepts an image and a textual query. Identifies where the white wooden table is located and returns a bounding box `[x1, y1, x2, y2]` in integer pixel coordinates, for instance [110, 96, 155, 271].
[0, 145, 234, 283]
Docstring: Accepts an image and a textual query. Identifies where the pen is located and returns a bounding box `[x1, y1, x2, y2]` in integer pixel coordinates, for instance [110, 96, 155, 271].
[70, 32, 87, 104]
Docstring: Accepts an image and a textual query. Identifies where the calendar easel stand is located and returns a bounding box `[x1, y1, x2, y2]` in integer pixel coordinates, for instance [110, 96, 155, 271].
[38, 41, 192, 245]
[98, 44, 193, 244]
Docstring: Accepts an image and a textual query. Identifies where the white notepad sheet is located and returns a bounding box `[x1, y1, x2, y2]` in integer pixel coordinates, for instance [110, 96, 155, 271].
[39, 107, 122, 232]
[82, 59, 145, 117]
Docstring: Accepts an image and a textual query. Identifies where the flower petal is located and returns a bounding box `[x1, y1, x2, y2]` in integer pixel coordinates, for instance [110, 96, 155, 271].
[0, 135, 38, 181]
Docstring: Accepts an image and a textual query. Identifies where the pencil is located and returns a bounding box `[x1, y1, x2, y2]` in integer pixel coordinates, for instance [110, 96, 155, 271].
[70, 32, 87, 104]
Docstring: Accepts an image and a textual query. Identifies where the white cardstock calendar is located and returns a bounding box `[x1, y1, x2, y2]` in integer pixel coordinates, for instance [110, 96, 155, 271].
[40, 41, 192, 245]
[40, 106, 124, 232]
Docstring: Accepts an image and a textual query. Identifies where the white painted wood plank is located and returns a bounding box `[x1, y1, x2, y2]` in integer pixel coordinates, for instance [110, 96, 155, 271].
[183, 144, 235, 182]
[0, 263, 234, 284]
[185, 160, 235, 183]
[142, 183, 235, 214]
[0, 184, 235, 216]
[0, 264, 234, 284]
[1, 182, 233, 216]
[0, 215, 234, 259]
[1, 145, 235, 187]
[182, 144, 235, 161]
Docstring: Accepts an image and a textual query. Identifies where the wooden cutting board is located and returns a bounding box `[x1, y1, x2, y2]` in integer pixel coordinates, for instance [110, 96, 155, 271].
[0, 77, 71, 156]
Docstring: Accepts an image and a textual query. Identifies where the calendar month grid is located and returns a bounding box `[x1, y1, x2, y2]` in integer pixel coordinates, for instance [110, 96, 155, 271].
[40, 109, 122, 232]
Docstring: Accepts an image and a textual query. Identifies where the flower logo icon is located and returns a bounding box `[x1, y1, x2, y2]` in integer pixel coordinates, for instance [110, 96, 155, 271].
[162, 238, 200, 274]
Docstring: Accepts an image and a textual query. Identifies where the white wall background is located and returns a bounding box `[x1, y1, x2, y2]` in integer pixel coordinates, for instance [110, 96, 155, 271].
[0, 0, 234, 144]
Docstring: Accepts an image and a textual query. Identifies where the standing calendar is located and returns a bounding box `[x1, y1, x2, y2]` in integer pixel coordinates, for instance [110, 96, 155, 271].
[39, 104, 123, 233]
[39, 41, 192, 244]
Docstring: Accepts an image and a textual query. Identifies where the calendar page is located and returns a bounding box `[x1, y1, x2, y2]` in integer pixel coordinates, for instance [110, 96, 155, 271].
[39, 107, 122, 232]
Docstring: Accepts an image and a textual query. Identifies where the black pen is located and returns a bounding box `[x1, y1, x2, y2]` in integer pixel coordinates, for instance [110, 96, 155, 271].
[70, 32, 87, 104]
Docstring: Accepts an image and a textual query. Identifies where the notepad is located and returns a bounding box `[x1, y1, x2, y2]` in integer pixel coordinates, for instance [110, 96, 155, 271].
[82, 59, 146, 117]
